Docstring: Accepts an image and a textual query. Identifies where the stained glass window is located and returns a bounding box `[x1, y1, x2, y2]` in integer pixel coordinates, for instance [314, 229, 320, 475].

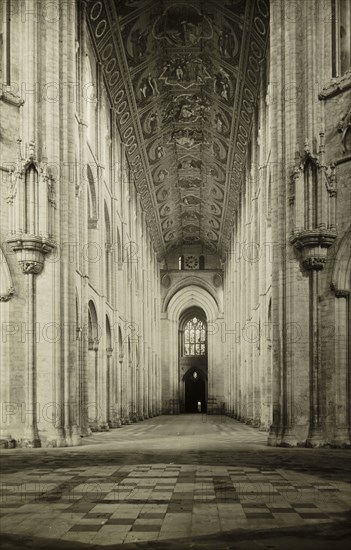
[184, 317, 206, 356]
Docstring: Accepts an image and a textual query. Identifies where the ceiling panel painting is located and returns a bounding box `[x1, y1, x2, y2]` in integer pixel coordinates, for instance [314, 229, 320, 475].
[88, 0, 269, 258]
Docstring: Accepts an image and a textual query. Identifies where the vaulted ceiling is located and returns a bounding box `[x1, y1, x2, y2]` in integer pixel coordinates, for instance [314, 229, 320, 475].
[88, 0, 269, 258]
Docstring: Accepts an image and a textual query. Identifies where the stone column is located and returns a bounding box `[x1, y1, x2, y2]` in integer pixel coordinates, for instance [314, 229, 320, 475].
[106, 347, 113, 427]
[24, 269, 40, 446]
[331, 286, 350, 445]
[117, 353, 124, 426]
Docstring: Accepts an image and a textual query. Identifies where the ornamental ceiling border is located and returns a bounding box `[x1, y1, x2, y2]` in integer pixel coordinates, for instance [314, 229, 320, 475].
[87, 0, 165, 257]
[87, 0, 269, 259]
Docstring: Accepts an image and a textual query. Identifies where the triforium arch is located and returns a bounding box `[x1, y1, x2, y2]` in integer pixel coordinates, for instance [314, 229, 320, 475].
[161, 285, 223, 415]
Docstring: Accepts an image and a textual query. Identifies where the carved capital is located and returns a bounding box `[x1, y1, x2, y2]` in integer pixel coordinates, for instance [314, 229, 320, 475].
[303, 257, 327, 271]
[0, 287, 15, 302]
[7, 237, 56, 276]
[88, 337, 99, 351]
[20, 260, 43, 275]
[88, 217, 98, 229]
[330, 283, 350, 298]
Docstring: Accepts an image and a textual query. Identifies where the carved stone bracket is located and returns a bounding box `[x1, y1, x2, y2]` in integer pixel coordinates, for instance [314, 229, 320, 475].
[330, 282, 350, 299]
[20, 261, 43, 275]
[303, 257, 327, 271]
[88, 337, 99, 351]
[7, 237, 56, 276]
[88, 217, 98, 229]
[291, 230, 337, 271]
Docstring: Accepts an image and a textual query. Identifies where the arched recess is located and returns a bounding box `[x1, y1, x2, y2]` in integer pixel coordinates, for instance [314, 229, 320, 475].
[87, 300, 99, 429]
[330, 225, 351, 443]
[164, 285, 220, 414]
[75, 291, 82, 415]
[106, 315, 114, 427]
[162, 276, 221, 314]
[183, 367, 207, 413]
[178, 308, 208, 413]
[0, 247, 15, 439]
[116, 226, 122, 269]
[85, 53, 97, 148]
[117, 326, 124, 423]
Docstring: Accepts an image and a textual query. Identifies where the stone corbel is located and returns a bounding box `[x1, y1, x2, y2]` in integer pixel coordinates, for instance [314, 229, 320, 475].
[88, 217, 98, 229]
[20, 260, 43, 275]
[330, 282, 350, 299]
[303, 257, 327, 271]
[7, 238, 54, 276]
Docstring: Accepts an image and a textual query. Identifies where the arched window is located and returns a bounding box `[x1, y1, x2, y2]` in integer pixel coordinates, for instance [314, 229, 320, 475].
[87, 165, 98, 227]
[304, 159, 317, 230]
[104, 202, 112, 302]
[88, 300, 99, 349]
[179, 255, 184, 270]
[332, 0, 351, 77]
[0, 0, 11, 85]
[184, 317, 206, 356]
[85, 54, 97, 147]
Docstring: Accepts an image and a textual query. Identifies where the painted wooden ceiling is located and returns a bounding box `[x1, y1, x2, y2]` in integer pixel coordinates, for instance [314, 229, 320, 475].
[88, 0, 269, 258]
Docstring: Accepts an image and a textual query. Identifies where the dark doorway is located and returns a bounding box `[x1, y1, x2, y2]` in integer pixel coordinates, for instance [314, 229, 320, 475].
[185, 372, 207, 413]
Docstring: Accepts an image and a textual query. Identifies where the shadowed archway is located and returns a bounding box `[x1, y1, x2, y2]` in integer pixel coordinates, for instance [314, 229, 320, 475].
[184, 368, 207, 413]
[179, 307, 208, 413]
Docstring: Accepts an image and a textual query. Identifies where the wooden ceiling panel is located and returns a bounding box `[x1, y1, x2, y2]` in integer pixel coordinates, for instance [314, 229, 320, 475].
[88, 0, 269, 258]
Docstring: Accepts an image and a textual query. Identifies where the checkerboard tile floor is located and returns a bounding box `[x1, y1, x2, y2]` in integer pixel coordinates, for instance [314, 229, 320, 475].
[1, 462, 350, 544]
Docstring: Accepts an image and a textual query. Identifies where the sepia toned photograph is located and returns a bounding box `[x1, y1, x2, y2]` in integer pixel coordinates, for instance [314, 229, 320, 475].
[0, 0, 350, 548]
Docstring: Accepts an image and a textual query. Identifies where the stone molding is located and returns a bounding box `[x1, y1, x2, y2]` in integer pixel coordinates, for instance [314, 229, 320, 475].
[319, 69, 351, 99]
